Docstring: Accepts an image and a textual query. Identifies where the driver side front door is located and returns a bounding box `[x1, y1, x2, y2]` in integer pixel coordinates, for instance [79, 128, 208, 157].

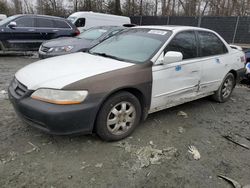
[150, 30, 201, 113]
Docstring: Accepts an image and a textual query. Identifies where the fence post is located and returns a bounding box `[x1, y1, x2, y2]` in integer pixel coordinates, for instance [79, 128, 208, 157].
[232, 16, 239, 44]
[167, 16, 170, 25]
[139, 16, 142, 25]
[198, 16, 202, 27]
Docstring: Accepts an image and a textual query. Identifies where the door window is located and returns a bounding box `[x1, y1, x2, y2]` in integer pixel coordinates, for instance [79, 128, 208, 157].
[198, 31, 228, 57]
[164, 31, 198, 60]
[75, 18, 85, 27]
[54, 20, 70, 29]
[37, 18, 54, 28]
[15, 17, 35, 27]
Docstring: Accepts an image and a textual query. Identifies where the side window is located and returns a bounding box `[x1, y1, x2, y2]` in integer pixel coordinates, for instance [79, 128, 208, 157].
[164, 31, 198, 60]
[15, 17, 35, 27]
[75, 18, 85, 27]
[54, 20, 70, 29]
[198, 31, 228, 57]
[37, 18, 54, 28]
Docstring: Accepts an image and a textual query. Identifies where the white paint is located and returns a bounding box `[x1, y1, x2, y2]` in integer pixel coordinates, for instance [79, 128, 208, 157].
[151, 56, 201, 112]
[15, 52, 133, 90]
[0, 14, 7, 21]
[68, 11, 131, 31]
[149, 26, 245, 113]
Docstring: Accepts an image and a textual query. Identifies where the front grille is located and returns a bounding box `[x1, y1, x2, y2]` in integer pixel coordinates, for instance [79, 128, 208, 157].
[40, 46, 51, 53]
[11, 78, 28, 98]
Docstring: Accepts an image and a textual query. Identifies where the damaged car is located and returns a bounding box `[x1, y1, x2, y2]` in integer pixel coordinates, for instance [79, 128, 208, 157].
[9, 26, 246, 141]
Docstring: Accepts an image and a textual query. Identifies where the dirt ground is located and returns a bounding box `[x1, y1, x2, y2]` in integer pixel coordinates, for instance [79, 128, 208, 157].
[0, 55, 250, 188]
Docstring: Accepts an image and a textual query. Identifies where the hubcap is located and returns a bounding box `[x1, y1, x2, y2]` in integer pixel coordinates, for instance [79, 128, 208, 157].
[222, 77, 233, 98]
[107, 101, 136, 135]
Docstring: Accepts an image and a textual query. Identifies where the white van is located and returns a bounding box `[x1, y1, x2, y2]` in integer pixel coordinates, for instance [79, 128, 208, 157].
[0, 14, 7, 21]
[68, 11, 131, 32]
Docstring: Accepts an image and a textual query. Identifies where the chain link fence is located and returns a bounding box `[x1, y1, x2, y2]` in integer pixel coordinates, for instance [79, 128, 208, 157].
[130, 16, 250, 44]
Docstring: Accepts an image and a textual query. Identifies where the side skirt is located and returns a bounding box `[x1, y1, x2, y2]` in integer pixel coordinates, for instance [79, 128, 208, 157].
[148, 91, 214, 114]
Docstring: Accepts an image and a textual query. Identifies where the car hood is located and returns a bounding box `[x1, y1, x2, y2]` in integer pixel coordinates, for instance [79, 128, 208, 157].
[43, 37, 94, 48]
[15, 52, 133, 90]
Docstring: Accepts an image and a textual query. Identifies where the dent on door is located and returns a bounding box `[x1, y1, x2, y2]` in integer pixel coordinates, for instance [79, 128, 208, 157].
[150, 54, 201, 113]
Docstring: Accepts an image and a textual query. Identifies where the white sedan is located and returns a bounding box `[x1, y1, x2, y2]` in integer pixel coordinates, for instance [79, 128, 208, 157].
[9, 26, 246, 141]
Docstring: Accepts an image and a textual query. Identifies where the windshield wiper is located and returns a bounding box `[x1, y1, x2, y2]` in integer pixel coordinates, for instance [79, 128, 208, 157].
[91, 52, 123, 61]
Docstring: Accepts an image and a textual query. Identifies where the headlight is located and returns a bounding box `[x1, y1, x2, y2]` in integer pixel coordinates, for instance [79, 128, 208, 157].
[53, 45, 74, 53]
[31, 89, 88, 105]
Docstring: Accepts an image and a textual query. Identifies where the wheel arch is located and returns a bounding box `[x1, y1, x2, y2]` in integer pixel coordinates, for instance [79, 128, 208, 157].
[93, 87, 149, 132]
[228, 69, 237, 86]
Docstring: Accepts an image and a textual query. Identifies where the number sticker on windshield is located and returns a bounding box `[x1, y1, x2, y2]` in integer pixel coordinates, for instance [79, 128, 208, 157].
[148, 30, 168, 35]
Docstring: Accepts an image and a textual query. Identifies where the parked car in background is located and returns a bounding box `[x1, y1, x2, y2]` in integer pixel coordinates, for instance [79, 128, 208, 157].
[0, 14, 79, 51]
[0, 14, 7, 21]
[9, 26, 246, 141]
[39, 26, 125, 59]
[244, 49, 250, 79]
[68, 11, 131, 32]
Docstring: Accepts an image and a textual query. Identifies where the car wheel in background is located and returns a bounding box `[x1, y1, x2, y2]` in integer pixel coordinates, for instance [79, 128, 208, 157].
[95, 91, 141, 141]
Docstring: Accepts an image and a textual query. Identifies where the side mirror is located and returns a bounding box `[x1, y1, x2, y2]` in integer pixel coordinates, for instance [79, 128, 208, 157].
[8, 21, 17, 28]
[162, 51, 183, 64]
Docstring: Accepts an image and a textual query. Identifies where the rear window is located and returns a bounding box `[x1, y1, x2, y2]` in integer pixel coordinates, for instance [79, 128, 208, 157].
[198, 31, 228, 57]
[54, 20, 70, 29]
[37, 18, 54, 28]
[78, 28, 108, 40]
[165, 31, 198, 60]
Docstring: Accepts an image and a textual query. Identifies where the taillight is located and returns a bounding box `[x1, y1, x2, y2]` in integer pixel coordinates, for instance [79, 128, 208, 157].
[75, 29, 80, 36]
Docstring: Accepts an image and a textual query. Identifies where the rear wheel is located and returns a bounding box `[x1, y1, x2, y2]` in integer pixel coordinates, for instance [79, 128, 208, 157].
[212, 73, 235, 103]
[96, 91, 141, 141]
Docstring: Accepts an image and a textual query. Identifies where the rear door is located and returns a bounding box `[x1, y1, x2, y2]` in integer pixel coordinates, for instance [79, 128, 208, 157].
[36, 17, 73, 41]
[36, 17, 57, 41]
[9, 16, 41, 50]
[151, 30, 201, 112]
[197, 31, 229, 94]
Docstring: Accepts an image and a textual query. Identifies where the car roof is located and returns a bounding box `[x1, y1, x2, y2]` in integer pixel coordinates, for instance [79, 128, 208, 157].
[15, 14, 67, 21]
[135, 25, 213, 33]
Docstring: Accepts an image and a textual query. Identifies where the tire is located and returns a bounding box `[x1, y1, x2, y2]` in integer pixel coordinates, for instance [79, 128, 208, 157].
[212, 73, 235, 103]
[95, 91, 141, 141]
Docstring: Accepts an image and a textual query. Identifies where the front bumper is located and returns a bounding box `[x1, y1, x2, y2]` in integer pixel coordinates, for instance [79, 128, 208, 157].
[8, 84, 98, 135]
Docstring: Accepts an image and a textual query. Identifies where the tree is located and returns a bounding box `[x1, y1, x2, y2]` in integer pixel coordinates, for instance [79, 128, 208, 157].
[0, 0, 9, 15]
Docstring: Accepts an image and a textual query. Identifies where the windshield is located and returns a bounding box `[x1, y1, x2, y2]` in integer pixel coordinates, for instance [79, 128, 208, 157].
[0, 15, 18, 26]
[67, 17, 76, 23]
[89, 28, 172, 63]
[78, 27, 109, 40]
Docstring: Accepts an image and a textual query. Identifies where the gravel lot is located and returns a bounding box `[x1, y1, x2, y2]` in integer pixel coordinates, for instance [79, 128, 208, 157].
[0, 55, 250, 188]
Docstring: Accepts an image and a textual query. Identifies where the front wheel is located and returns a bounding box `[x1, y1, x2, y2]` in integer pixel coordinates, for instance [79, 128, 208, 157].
[95, 91, 141, 141]
[212, 73, 235, 103]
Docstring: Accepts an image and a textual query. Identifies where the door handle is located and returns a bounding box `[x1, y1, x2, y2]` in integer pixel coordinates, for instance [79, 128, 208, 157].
[28, 29, 35, 32]
[191, 70, 199, 73]
[53, 30, 59, 32]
